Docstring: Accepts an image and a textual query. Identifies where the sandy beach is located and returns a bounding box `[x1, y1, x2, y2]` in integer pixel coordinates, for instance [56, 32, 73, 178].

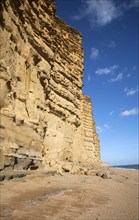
[0, 168, 139, 220]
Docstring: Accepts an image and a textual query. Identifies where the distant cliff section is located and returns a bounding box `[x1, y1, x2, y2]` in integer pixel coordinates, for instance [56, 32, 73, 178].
[0, 0, 100, 173]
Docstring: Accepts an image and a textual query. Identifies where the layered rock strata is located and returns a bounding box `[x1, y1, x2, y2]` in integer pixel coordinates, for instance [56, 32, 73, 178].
[0, 0, 100, 172]
[81, 95, 100, 164]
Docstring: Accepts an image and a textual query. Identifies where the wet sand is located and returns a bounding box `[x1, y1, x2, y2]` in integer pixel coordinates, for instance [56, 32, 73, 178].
[0, 168, 139, 220]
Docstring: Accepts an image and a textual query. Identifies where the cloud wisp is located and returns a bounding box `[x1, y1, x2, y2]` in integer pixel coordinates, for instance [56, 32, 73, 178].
[87, 74, 91, 82]
[96, 126, 103, 133]
[126, 65, 137, 78]
[109, 72, 123, 83]
[96, 124, 109, 133]
[120, 108, 139, 117]
[72, 0, 139, 27]
[104, 124, 109, 128]
[95, 65, 118, 75]
[95, 65, 123, 83]
[90, 47, 99, 60]
[72, 0, 121, 27]
[124, 87, 139, 96]
[109, 111, 114, 116]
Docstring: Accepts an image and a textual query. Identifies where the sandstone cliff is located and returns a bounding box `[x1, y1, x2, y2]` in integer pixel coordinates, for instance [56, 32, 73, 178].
[0, 0, 100, 173]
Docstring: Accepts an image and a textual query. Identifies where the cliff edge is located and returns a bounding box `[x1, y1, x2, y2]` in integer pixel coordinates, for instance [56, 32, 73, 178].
[0, 0, 100, 173]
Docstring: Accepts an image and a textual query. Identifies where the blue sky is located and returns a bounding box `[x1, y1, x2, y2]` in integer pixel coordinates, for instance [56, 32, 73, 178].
[55, 0, 139, 165]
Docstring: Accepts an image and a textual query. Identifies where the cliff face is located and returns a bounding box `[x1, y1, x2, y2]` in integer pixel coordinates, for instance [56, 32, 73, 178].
[0, 0, 100, 172]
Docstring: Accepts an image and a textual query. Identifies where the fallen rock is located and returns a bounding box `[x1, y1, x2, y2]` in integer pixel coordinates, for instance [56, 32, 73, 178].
[62, 163, 73, 172]
[96, 171, 110, 179]
[4, 175, 13, 181]
[0, 175, 5, 181]
[101, 173, 109, 179]
[96, 172, 102, 177]
[14, 158, 33, 170]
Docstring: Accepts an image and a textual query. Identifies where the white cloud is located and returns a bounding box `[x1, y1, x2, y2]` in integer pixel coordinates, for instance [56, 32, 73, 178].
[72, 0, 138, 27]
[86, 0, 121, 26]
[126, 66, 137, 78]
[96, 124, 109, 133]
[87, 0, 121, 26]
[120, 108, 139, 117]
[96, 126, 103, 133]
[72, 0, 122, 27]
[90, 47, 99, 60]
[96, 65, 124, 83]
[109, 72, 123, 82]
[104, 124, 109, 128]
[87, 74, 91, 82]
[108, 40, 116, 48]
[109, 111, 114, 116]
[96, 65, 118, 75]
[124, 87, 139, 96]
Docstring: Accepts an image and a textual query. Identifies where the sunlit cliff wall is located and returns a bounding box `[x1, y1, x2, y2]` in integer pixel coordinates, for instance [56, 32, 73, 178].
[0, 0, 100, 172]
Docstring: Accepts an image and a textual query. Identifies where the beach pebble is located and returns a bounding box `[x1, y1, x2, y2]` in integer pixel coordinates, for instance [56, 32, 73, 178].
[101, 173, 109, 179]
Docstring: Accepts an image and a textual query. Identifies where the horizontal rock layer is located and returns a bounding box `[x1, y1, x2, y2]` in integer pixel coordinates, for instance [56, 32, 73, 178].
[0, 0, 100, 172]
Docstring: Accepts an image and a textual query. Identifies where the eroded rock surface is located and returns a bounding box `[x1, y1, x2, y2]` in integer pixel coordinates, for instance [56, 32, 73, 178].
[0, 0, 100, 172]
